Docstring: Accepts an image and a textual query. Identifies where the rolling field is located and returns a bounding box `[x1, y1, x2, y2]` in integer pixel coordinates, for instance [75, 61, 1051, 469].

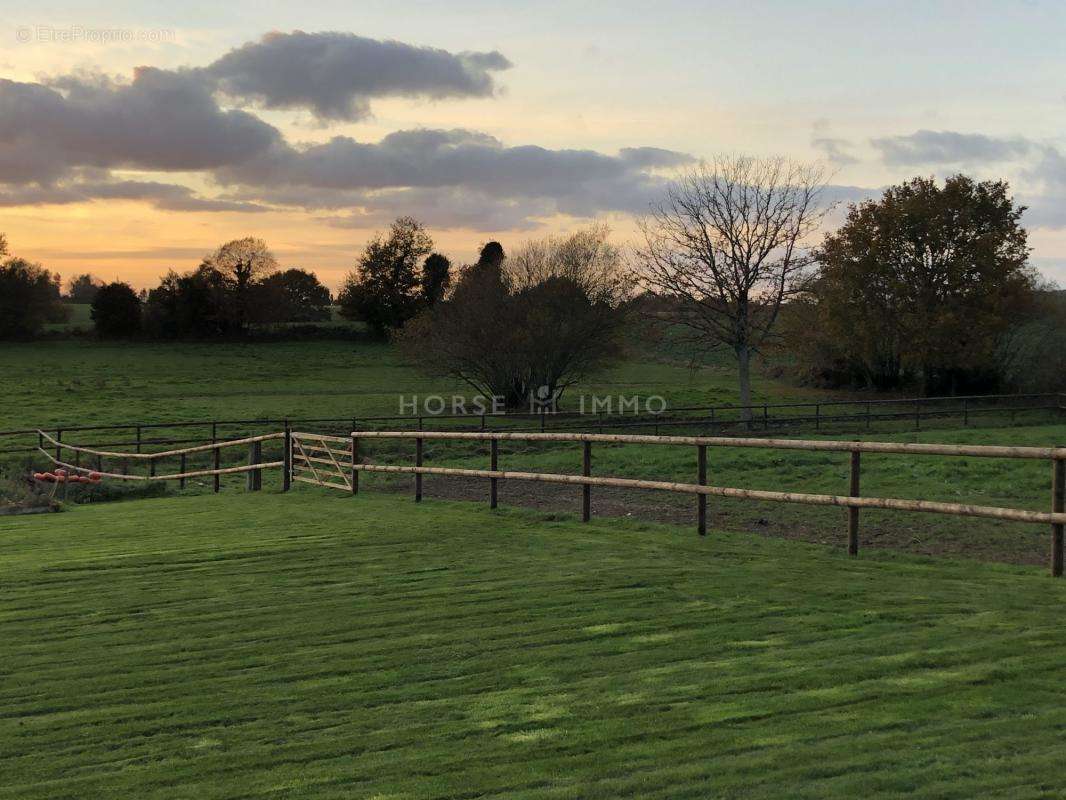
[0, 338, 823, 434]
[3, 492, 1066, 798]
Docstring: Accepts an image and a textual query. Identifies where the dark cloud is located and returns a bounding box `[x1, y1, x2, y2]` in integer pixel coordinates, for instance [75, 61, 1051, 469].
[871, 130, 1034, 165]
[0, 176, 267, 212]
[0, 69, 280, 185]
[215, 128, 688, 225]
[203, 30, 511, 121]
[0, 31, 690, 227]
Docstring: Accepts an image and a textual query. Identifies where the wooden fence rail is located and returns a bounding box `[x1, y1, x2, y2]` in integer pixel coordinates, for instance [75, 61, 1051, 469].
[36, 429, 285, 491]
[286, 429, 1066, 578]
[26, 426, 1066, 578]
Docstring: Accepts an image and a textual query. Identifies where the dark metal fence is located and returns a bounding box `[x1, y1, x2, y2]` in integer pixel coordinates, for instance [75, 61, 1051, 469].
[1, 392, 1063, 458]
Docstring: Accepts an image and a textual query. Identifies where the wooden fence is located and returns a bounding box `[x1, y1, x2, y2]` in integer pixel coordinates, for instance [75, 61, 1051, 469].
[26, 426, 1066, 578]
[36, 430, 285, 491]
[289, 430, 1066, 577]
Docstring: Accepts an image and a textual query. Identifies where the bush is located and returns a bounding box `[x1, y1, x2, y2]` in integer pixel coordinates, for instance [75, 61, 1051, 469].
[91, 282, 143, 337]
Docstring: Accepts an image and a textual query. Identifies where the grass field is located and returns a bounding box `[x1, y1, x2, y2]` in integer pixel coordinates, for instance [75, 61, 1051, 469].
[42, 303, 93, 333]
[0, 338, 825, 433]
[3, 335, 1063, 565]
[3, 492, 1066, 798]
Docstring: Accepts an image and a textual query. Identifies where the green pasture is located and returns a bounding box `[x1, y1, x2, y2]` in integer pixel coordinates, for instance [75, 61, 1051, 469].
[3, 492, 1066, 798]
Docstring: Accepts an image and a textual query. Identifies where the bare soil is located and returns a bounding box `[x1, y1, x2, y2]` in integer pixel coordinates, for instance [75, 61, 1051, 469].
[385, 474, 1049, 569]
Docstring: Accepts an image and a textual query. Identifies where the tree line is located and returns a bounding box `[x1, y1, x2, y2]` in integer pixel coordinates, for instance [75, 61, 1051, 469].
[2, 162, 1061, 406]
[0, 236, 334, 339]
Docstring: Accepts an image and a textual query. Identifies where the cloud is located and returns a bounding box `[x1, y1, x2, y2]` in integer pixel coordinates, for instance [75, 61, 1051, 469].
[811, 136, 858, 166]
[203, 30, 512, 121]
[871, 130, 1034, 166]
[215, 128, 691, 226]
[618, 147, 696, 169]
[0, 32, 688, 227]
[0, 69, 280, 185]
[324, 187, 554, 232]
[0, 176, 267, 212]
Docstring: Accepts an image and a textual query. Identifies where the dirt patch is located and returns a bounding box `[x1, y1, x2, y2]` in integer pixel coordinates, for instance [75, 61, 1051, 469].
[383, 474, 1049, 569]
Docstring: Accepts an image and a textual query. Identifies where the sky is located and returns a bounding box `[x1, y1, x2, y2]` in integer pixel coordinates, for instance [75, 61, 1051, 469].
[2, 0, 1066, 290]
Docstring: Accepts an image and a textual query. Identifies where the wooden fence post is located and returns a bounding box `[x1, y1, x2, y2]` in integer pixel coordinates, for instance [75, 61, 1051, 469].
[55, 429, 62, 463]
[1052, 458, 1064, 578]
[149, 457, 156, 479]
[179, 453, 186, 489]
[351, 435, 359, 496]
[848, 450, 861, 556]
[213, 446, 221, 493]
[135, 425, 142, 454]
[415, 436, 423, 502]
[915, 400, 921, 430]
[282, 423, 291, 492]
[814, 405, 820, 431]
[490, 439, 498, 509]
[697, 444, 707, 536]
[246, 441, 262, 491]
[582, 441, 591, 522]
[962, 398, 969, 427]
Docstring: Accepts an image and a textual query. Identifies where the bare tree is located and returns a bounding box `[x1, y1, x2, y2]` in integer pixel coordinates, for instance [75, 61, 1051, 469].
[636, 155, 830, 421]
[508, 224, 629, 305]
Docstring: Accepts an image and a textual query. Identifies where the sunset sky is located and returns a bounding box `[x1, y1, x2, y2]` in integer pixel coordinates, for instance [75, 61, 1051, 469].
[3, 0, 1066, 290]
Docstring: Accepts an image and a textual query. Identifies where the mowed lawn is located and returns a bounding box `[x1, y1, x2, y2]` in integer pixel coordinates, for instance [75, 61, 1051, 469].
[4, 493, 1066, 798]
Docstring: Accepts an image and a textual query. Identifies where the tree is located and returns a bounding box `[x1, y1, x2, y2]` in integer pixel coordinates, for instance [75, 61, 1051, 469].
[800, 175, 1034, 393]
[399, 230, 628, 408]
[253, 268, 332, 323]
[337, 217, 433, 336]
[206, 237, 278, 332]
[66, 274, 104, 304]
[420, 253, 452, 306]
[636, 156, 830, 421]
[91, 282, 142, 337]
[509, 224, 627, 304]
[0, 256, 67, 338]
[143, 266, 228, 338]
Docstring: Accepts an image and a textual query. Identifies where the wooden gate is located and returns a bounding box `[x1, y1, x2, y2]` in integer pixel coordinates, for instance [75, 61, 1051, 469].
[290, 432, 356, 493]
